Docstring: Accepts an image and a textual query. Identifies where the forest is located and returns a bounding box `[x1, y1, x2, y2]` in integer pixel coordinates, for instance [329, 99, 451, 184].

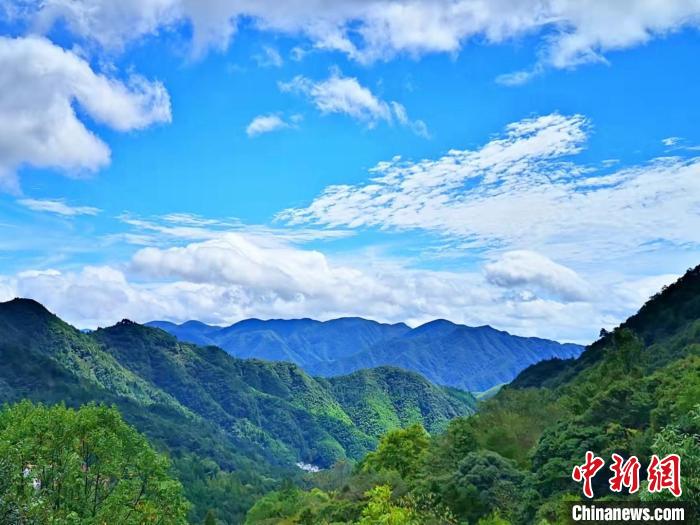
[1, 266, 700, 523]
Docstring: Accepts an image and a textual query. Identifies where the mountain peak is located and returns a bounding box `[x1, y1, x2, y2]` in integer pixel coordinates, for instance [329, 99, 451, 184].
[1, 297, 53, 315]
[410, 318, 458, 335]
[0, 298, 62, 332]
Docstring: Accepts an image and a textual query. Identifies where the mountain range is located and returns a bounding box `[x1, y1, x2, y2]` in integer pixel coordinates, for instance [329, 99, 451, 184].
[3, 262, 698, 524]
[147, 317, 583, 392]
[244, 265, 700, 524]
[0, 298, 475, 522]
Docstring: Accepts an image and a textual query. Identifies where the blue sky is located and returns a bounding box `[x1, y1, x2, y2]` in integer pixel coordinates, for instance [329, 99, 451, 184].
[1, 1, 700, 342]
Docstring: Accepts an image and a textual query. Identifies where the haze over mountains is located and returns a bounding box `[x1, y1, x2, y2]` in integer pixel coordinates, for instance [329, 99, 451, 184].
[147, 317, 583, 392]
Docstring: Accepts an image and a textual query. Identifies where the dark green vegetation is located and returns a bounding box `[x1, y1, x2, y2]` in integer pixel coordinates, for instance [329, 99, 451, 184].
[0, 298, 475, 523]
[149, 317, 582, 392]
[0, 402, 189, 523]
[246, 266, 700, 524]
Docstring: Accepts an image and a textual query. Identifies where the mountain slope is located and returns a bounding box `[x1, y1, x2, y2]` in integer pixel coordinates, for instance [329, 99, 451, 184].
[511, 264, 700, 390]
[0, 298, 475, 522]
[1, 299, 474, 467]
[245, 265, 700, 525]
[149, 317, 582, 392]
[316, 320, 583, 391]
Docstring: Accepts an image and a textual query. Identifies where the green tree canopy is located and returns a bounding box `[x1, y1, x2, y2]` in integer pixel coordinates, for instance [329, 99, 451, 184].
[203, 509, 218, 524]
[357, 485, 418, 525]
[0, 401, 189, 524]
[361, 424, 430, 480]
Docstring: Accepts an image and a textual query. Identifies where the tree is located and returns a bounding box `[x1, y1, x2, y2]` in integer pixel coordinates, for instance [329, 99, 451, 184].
[641, 406, 700, 507]
[204, 509, 218, 524]
[357, 485, 418, 525]
[477, 512, 511, 525]
[440, 450, 525, 524]
[361, 424, 430, 480]
[0, 401, 190, 524]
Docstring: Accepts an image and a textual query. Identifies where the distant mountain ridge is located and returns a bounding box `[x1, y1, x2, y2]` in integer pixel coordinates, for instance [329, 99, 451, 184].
[0, 298, 475, 521]
[147, 316, 583, 392]
[0, 298, 473, 468]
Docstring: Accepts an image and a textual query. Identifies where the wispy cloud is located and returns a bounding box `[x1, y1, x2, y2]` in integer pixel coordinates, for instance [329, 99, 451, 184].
[18, 198, 101, 217]
[280, 69, 428, 135]
[279, 113, 700, 263]
[116, 212, 353, 246]
[252, 45, 283, 67]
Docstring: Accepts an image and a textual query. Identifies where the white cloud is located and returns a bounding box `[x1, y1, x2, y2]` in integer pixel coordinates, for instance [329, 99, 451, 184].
[0, 36, 171, 192]
[662, 136, 681, 147]
[279, 113, 700, 264]
[280, 70, 428, 135]
[246, 114, 290, 137]
[0, 203, 683, 342]
[0, 228, 679, 343]
[253, 45, 283, 67]
[495, 66, 543, 86]
[280, 72, 391, 126]
[17, 198, 101, 216]
[24, 1, 700, 72]
[484, 250, 591, 302]
[31, 0, 180, 52]
[612, 273, 681, 312]
[117, 212, 353, 245]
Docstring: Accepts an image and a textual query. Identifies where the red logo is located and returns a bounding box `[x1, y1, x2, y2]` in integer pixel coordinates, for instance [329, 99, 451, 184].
[572, 451, 606, 498]
[647, 454, 682, 497]
[609, 453, 641, 493]
[573, 452, 682, 498]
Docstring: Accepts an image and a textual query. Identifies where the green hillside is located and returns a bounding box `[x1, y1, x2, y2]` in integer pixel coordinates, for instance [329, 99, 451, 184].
[246, 266, 700, 524]
[0, 298, 475, 523]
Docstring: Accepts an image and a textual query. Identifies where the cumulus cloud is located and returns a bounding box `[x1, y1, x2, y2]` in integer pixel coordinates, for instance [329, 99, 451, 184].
[279, 113, 700, 263]
[245, 113, 294, 137]
[31, 0, 180, 52]
[0, 203, 682, 342]
[484, 250, 591, 302]
[23, 1, 700, 73]
[0, 227, 678, 343]
[280, 70, 427, 134]
[18, 198, 101, 216]
[0, 36, 171, 192]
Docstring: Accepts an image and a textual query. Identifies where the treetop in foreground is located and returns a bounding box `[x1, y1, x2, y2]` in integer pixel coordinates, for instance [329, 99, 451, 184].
[0, 401, 190, 524]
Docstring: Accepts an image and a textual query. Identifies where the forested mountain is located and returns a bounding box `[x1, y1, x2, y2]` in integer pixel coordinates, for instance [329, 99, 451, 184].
[147, 317, 411, 368]
[9, 258, 700, 525]
[149, 317, 583, 392]
[314, 320, 583, 392]
[0, 298, 475, 523]
[246, 266, 700, 524]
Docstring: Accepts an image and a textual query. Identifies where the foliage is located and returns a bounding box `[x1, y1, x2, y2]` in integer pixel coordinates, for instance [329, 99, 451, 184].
[357, 485, 418, 525]
[361, 424, 430, 480]
[640, 406, 700, 507]
[247, 266, 700, 524]
[0, 297, 474, 523]
[0, 401, 189, 524]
